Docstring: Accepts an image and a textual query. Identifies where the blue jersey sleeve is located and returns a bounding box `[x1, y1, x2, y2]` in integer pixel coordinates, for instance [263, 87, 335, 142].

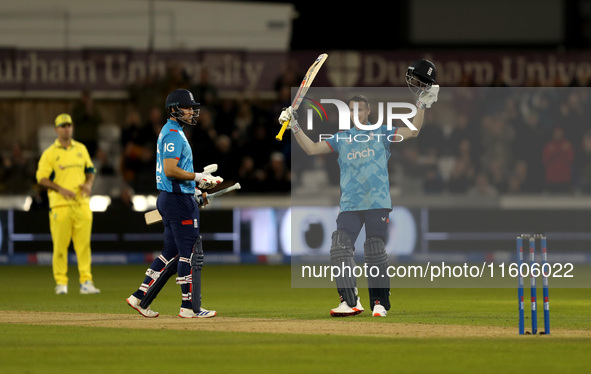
[161, 130, 183, 160]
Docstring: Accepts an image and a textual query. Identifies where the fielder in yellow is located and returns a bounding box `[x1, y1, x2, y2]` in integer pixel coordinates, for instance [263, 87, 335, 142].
[36, 113, 101, 295]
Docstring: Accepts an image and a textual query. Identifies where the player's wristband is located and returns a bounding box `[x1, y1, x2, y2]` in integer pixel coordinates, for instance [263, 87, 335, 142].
[194, 172, 203, 182]
[292, 121, 301, 134]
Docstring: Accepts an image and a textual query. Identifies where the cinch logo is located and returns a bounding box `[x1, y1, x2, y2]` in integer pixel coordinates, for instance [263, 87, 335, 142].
[347, 148, 375, 160]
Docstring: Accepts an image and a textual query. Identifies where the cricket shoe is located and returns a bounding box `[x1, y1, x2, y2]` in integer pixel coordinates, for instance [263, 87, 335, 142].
[55, 284, 68, 295]
[126, 295, 159, 318]
[372, 304, 387, 317]
[80, 281, 101, 294]
[330, 298, 364, 317]
[179, 307, 217, 318]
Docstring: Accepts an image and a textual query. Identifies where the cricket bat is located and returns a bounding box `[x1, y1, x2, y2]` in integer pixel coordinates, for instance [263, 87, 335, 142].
[276, 53, 328, 141]
[144, 183, 241, 225]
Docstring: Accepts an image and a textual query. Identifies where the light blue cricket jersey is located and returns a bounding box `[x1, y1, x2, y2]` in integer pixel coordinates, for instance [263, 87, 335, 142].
[325, 125, 399, 212]
[156, 119, 195, 194]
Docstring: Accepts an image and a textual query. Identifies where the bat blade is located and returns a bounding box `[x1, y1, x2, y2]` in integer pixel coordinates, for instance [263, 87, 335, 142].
[276, 53, 328, 141]
[144, 209, 162, 225]
[144, 183, 242, 225]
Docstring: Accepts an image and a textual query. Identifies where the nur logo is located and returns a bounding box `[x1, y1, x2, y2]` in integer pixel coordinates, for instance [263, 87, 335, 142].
[303, 97, 328, 128]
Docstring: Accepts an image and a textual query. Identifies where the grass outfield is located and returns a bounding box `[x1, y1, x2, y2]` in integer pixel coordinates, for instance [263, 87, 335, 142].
[0, 264, 590, 373]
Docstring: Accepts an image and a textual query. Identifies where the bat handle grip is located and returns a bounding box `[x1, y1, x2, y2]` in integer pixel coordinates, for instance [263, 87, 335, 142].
[276, 120, 290, 141]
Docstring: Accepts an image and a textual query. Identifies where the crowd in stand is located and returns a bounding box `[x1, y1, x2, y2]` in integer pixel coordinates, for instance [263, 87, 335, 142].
[1, 65, 591, 203]
[0, 63, 294, 204]
[393, 86, 591, 196]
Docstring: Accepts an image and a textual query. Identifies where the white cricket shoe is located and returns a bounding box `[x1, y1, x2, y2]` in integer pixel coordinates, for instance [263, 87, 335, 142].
[330, 298, 364, 317]
[126, 295, 159, 318]
[179, 307, 217, 318]
[55, 284, 68, 295]
[80, 281, 101, 294]
[372, 304, 387, 317]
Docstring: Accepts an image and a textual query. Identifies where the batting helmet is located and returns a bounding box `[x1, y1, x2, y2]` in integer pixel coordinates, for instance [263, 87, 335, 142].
[406, 59, 436, 96]
[165, 89, 200, 126]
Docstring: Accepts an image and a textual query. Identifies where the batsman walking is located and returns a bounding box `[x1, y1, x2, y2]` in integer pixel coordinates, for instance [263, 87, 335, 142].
[279, 59, 440, 317]
[126, 89, 222, 318]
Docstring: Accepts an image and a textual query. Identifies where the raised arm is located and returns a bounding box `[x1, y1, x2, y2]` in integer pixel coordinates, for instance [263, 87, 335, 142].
[278, 107, 331, 155]
[397, 85, 439, 141]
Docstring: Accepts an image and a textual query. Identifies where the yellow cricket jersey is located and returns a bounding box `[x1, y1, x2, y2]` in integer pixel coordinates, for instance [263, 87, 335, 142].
[36, 139, 96, 208]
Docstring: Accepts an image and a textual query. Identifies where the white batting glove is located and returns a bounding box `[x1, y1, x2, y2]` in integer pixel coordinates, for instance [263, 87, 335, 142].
[416, 85, 440, 109]
[194, 173, 223, 189]
[202, 164, 217, 174]
[278, 107, 301, 133]
[194, 188, 209, 208]
[194, 164, 222, 189]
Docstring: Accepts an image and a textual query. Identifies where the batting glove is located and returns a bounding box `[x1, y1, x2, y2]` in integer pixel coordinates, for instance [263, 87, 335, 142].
[194, 188, 209, 208]
[278, 107, 301, 133]
[416, 85, 440, 109]
[194, 173, 223, 190]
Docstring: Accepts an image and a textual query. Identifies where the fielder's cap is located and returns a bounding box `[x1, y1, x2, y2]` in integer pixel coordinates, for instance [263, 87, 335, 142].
[54, 113, 73, 127]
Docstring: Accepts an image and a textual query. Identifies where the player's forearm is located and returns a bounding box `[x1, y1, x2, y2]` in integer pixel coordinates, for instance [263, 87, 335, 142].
[84, 173, 95, 187]
[38, 178, 63, 193]
[164, 165, 195, 181]
[411, 108, 425, 135]
[294, 130, 328, 155]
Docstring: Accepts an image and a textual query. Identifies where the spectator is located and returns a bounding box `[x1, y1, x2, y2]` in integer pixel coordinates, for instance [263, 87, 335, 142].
[558, 92, 586, 144]
[236, 155, 264, 193]
[468, 172, 498, 197]
[263, 152, 291, 193]
[211, 134, 238, 183]
[399, 145, 426, 195]
[214, 98, 238, 137]
[241, 123, 276, 171]
[506, 160, 530, 194]
[145, 106, 165, 136]
[485, 159, 509, 194]
[92, 147, 118, 196]
[512, 110, 546, 193]
[161, 62, 191, 95]
[542, 126, 575, 193]
[107, 185, 135, 211]
[447, 113, 480, 159]
[423, 164, 445, 194]
[190, 67, 219, 109]
[576, 130, 591, 194]
[1, 142, 37, 195]
[120, 110, 157, 194]
[128, 72, 165, 122]
[71, 89, 103, 158]
[447, 139, 476, 194]
[274, 61, 303, 95]
[191, 107, 218, 165]
[232, 99, 256, 148]
[479, 114, 515, 174]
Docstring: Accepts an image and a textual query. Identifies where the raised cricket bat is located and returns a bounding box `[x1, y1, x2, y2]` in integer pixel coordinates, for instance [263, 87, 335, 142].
[144, 183, 241, 225]
[276, 53, 328, 141]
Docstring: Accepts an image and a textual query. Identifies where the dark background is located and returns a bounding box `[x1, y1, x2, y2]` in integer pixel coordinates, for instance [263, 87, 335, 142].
[250, 0, 591, 51]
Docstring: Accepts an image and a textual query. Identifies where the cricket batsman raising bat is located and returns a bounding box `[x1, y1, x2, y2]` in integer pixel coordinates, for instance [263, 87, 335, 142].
[278, 59, 440, 318]
[276, 53, 328, 141]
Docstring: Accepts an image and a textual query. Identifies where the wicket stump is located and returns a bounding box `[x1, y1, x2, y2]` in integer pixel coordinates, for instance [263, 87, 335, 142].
[517, 234, 550, 335]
